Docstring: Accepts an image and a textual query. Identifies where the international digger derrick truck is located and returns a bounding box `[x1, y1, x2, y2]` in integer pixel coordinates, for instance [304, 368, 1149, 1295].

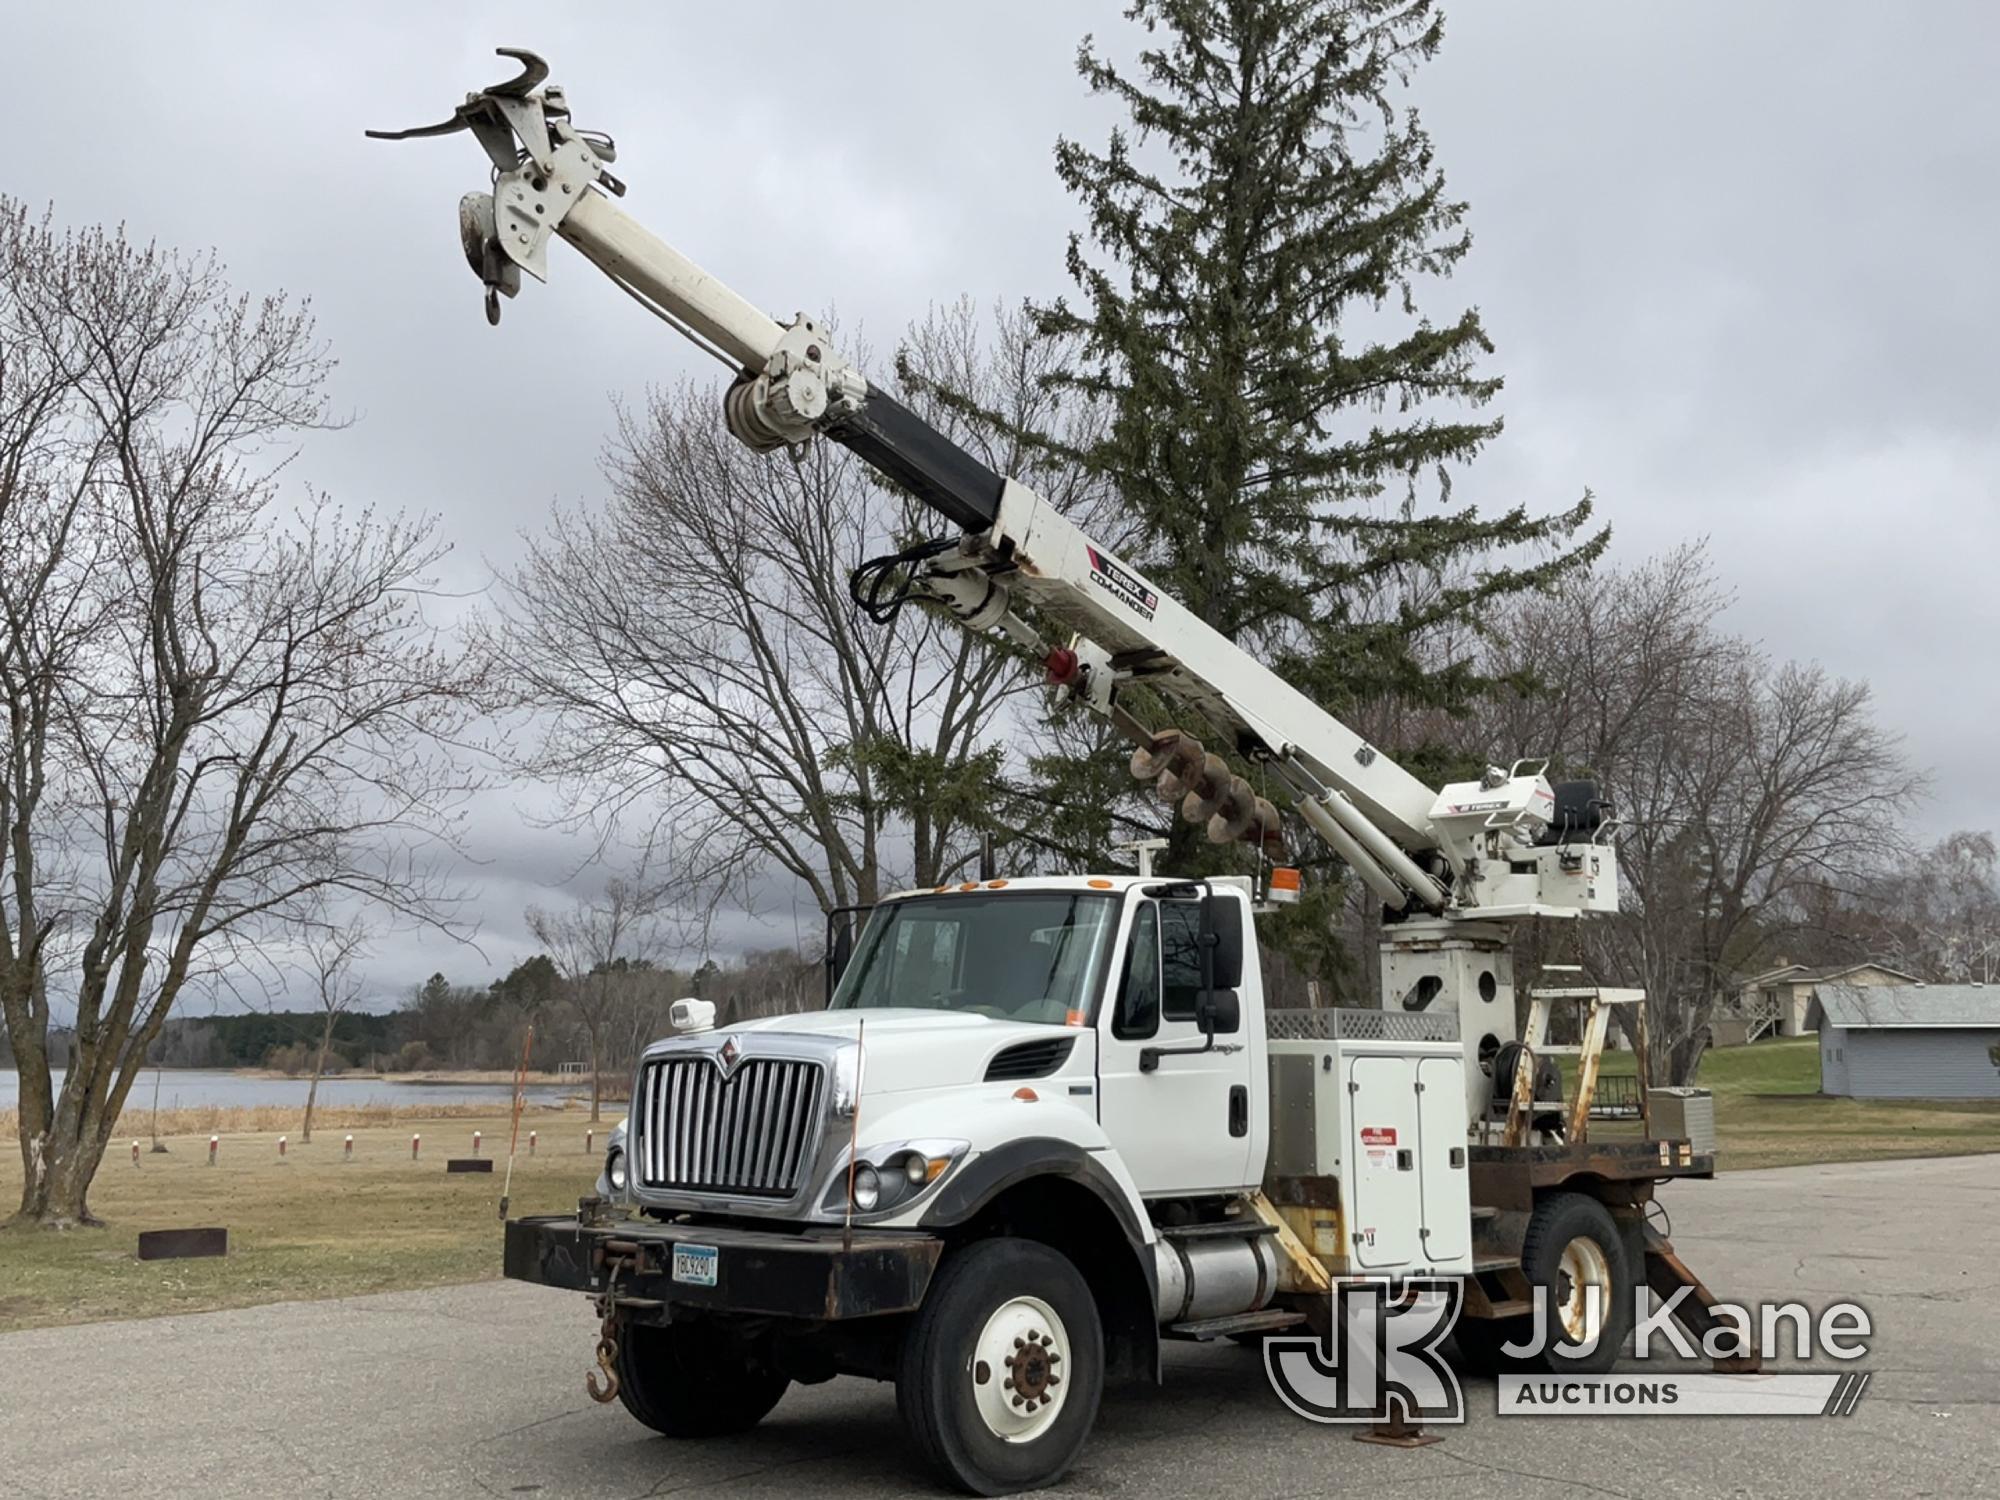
[373, 50, 1755, 1495]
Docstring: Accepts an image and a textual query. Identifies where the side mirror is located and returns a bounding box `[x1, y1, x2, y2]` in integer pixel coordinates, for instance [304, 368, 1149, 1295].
[827, 918, 855, 1000]
[825, 904, 871, 1005]
[1200, 892, 1244, 990]
[1197, 987, 1241, 1035]
[669, 997, 716, 1033]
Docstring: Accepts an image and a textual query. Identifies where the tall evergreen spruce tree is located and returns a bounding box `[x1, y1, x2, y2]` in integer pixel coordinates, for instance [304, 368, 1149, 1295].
[906, 0, 1604, 987]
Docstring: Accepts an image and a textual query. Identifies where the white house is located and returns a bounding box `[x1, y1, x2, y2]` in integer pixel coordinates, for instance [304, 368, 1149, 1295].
[1719, 961, 1916, 1044]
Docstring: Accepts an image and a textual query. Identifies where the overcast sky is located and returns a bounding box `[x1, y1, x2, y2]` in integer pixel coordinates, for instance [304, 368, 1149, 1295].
[13, 3, 1997, 1005]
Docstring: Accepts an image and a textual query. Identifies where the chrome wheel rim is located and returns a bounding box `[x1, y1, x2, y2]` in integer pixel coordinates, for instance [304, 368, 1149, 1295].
[970, 1294, 1070, 1442]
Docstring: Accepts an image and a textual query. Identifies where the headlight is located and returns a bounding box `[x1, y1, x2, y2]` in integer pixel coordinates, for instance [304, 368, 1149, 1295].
[820, 1139, 968, 1218]
[851, 1164, 880, 1212]
[606, 1146, 626, 1192]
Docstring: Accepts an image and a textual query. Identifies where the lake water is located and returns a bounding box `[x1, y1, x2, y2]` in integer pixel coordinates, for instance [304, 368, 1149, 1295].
[0, 1067, 587, 1111]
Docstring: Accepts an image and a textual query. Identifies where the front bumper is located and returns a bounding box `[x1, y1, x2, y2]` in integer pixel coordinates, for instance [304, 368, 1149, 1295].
[503, 1213, 943, 1321]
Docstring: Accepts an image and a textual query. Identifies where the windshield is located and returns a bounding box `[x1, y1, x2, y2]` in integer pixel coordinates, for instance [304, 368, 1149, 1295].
[830, 892, 1121, 1024]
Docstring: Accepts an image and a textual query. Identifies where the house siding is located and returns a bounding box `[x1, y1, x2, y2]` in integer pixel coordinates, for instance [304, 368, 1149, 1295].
[1836, 1028, 2000, 1099]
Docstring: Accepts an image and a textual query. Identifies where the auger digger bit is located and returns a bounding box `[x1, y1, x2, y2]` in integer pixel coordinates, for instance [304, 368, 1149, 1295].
[366, 47, 620, 324]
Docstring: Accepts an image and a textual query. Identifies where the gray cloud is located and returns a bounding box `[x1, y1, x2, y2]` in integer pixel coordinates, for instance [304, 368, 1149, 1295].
[15, 2, 1993, 1000]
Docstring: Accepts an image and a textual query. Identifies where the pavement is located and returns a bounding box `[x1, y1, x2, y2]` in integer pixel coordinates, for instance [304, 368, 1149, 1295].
[1, 1153, 1996, 1499]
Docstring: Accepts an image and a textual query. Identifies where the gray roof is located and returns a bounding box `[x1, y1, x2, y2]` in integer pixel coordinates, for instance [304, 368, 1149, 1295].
[1813, 982, 2000, 1030]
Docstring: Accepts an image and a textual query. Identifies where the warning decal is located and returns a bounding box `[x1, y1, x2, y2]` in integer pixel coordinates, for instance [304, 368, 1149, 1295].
[1361, 1124, 1397, 1171]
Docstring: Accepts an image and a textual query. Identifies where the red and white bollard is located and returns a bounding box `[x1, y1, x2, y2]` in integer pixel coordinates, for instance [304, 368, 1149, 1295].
[208, 1135, 219, 1166]
[343, 1134, 354, 1163]
[411, 1133, 421, 1160]
[528, 1130, 537, 1157]
[472, 1130, 482, 1156]
[277, 1135, 287, 1159]
[132, 1140, 141, 1169]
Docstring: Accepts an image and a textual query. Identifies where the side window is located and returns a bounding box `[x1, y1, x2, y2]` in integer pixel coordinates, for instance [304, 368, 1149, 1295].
[1112, 904, 1160, 1040]
[1160, 902, 1205, 1022]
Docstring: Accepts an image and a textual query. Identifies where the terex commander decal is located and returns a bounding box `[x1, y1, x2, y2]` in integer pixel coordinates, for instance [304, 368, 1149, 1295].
[1085, 545, 1159, 621]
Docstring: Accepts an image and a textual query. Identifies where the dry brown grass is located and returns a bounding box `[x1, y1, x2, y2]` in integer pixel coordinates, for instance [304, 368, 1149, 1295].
[0, 1110, 609, 1329]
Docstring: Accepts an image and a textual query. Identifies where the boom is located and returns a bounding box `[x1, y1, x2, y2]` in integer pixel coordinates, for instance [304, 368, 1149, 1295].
[370, 49, 1618, 925]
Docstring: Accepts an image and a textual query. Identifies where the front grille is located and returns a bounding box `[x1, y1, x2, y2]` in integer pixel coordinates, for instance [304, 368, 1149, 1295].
[635, 1055, 824, 1197]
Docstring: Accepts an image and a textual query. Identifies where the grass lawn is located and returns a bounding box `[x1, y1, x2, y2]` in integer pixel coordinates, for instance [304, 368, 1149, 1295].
[1566, 1037, 2000, 1171]
[0, 1109, 610, 1331]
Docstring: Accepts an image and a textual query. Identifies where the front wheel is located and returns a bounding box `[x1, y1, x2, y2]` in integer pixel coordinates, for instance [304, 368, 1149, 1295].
[896, 1239, 1105, 1496]
[613, 1319, 790, 1437]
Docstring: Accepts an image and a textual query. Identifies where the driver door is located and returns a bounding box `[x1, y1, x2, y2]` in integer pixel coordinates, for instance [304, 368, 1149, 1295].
[1096, 897, 1255, 1196]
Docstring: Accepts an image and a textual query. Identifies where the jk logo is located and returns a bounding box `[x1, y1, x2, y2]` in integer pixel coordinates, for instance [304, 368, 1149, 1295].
[1264, 1277, 1466, 1426]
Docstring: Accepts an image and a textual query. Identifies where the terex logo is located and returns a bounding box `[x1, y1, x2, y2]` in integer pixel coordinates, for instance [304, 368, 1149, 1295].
[1084, 546, 1159, 621]
[1264, 1278, 1465, 1426]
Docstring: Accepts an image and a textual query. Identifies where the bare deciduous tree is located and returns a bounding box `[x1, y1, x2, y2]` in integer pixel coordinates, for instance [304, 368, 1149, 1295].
[0, 203, 485, 1228]
[528, 877, 666, 1124]
[1478, 544, 1924, 1082]
[1826, 830, 2000, 983]
[501, 305, 1098, 931]
[298, 918, 367, 1145]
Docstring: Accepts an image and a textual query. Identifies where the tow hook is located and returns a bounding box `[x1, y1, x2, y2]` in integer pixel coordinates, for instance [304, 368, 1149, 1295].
[585, 1256, 627, 1404]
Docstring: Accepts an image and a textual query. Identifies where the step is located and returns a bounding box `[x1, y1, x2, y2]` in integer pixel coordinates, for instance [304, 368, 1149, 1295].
[1156, 1220, 1279, 1242]
[1470, 1205, 1499, 1221]
[1466, 1297, 1534, 1320]
[1164, 1309, 1308, 1342]
[1473, 1252, 1519, 1274]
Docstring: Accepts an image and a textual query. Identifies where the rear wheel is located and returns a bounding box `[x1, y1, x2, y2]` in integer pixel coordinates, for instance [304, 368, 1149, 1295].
[614, 1320, 790, 1437]
[1453, 1192, 1632, 1375]
[896, 1239, 1104, 1496]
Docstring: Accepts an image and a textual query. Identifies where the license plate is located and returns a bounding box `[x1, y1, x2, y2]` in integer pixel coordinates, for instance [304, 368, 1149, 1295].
[671, 1243, 718, 1287]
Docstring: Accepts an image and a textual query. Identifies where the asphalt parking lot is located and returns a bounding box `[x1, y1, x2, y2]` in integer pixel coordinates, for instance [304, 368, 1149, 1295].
[2, 1152, 1995, 1499]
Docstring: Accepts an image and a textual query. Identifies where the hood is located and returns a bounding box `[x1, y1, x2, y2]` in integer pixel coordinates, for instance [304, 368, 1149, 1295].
[709, 1008, 1085, 1096]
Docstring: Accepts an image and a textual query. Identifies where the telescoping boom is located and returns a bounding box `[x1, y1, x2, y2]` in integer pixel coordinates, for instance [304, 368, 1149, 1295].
[369, 48, 1617, 926]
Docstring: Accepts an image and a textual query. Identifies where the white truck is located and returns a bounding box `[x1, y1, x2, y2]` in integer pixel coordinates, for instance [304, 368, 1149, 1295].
[374, 51, 1752, 1496]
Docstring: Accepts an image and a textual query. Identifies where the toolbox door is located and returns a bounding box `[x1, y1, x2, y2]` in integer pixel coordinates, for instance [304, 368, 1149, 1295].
[1415, 1055, 1472, 1269]
[1346, 1053, 1421, 1270]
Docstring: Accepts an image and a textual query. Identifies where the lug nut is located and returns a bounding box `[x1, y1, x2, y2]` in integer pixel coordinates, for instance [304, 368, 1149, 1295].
[1014, 1337, 1025, 1349]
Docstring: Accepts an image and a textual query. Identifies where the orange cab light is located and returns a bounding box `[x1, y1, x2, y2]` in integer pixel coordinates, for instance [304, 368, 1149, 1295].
[1087, 879, 1114, 889]
[960, 881, 980, 892]
[1012, 1087, 1039, 1103]
[1064, 1009, 1087, 1028]
[986, 879, 1008, 888]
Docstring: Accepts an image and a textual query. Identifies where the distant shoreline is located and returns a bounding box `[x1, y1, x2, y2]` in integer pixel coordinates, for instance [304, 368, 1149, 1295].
[223, 1067, 594, 1088]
